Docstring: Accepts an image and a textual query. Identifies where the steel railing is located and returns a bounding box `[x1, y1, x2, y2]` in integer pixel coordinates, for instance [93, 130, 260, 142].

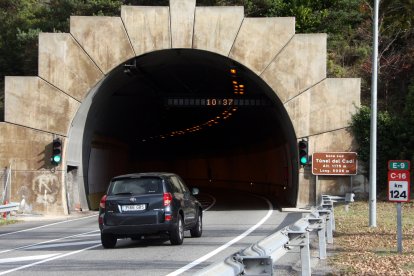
[195, 193, 354, 276]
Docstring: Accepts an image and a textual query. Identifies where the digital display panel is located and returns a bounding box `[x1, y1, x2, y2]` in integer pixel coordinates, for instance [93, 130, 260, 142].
[165, 97, 272, 107]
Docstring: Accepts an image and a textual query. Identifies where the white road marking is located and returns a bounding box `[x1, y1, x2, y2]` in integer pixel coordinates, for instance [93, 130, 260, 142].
[0, 230, 99, 254]
[0, 254, 60, 264]
[166, 196, 274, 276]
[26, 240, 100, 250]
[0, 243, 101, 275]
[201, 194, 216, 212]
[0, 214, 97, 238]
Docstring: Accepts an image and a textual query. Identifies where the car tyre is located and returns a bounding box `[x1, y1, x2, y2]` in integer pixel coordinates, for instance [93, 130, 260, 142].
[101, 233, 117, 249]
[190, 212, 202, 237]
[170, 214, 184, 245]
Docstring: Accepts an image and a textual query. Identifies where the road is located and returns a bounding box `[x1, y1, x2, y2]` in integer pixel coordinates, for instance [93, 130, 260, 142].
[0, 189, 301, 275]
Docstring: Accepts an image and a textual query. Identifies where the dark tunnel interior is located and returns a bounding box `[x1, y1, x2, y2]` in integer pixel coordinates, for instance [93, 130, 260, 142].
[83, 49, 299, 209]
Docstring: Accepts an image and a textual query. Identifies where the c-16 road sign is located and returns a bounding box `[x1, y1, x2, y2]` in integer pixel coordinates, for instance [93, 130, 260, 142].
[388, 169, 410, 202]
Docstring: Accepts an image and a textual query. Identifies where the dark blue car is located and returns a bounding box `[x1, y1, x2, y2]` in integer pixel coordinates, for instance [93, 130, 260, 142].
[98, 172, 202, 248]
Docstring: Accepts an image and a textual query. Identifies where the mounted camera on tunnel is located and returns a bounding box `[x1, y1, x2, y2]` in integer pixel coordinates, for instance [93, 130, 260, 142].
[298, 139, 309, 166]
[51, 138, 62, 166]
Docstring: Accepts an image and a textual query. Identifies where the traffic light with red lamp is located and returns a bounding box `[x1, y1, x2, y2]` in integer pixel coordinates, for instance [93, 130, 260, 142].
[298, 139, 309, 166]
[51, 138, 62, 166]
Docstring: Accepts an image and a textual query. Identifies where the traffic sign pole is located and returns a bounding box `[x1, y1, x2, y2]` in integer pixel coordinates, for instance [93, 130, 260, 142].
[397, 203, 402, 254]
[387, 160, 410, 254]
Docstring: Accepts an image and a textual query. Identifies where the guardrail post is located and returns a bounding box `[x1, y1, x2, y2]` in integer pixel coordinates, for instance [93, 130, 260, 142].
[300, 232, 311, 276]
[286, 228, 311, 276]
[318, 210, 333, 244]
[307, 216, 326, 259]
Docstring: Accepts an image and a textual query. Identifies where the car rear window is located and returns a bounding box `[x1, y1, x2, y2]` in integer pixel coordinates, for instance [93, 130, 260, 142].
[109, 177, 162, 195]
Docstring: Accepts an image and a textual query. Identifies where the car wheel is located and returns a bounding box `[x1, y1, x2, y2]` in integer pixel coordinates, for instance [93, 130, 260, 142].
[170, 214, 184, 245]
[101, 233, 117, 249]
[190, 212, 202, 237]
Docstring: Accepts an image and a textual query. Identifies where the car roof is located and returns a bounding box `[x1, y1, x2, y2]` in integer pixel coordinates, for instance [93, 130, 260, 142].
[111, 172, 177, 181]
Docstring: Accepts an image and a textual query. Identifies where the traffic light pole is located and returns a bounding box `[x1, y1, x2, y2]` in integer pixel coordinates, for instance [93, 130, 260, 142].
[369, 0, 379, 227]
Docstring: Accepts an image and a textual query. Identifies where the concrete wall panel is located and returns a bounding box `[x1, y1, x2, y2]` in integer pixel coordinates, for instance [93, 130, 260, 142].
[5, 77, 80, 136]
[121, 6, 171, 55]
[229, 17, 295, 75]
[38, 33, 103, 101]
[193, 6, 244, 56]
[309, 78, 360, 136]
[170, 0, 196, 48]
[284, 91, 311, 139]
[70, 16, 135, 74]
[261, 34, 327, 103]
[0, 123, 54, 170]
[309, 128, 356, 153]
[284, 78, 360, 139]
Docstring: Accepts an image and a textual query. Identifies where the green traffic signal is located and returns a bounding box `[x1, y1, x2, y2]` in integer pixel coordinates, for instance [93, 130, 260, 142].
[53, 155, 61, 163]
[298, 139, 309, 166]
[51, 138, 62, 165]
[300, 156, 308, 165]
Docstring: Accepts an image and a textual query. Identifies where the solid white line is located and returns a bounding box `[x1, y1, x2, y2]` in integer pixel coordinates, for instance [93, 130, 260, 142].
[0, 230, 99, 254]
[166, 197, 273, 276]
[0, 214, 97, 238]
[0, 243, 101, 275]
[0, 254, 60, 264]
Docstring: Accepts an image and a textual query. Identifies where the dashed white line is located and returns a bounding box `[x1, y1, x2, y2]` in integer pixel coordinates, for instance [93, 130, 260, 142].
[0, 244, 101, 275]
[26, 240, 100, 250]
[0, 254, 60, 264]
[0, 230, 99, 254]
[0, 214, 97, 238]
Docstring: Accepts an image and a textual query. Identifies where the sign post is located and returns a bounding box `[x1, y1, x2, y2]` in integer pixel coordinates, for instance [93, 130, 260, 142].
[312, 152, 358, 206]
[387, 160, 410, 254]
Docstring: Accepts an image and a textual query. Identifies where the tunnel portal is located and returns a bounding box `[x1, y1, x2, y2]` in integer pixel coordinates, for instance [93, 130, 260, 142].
[1, 0, 360, 215]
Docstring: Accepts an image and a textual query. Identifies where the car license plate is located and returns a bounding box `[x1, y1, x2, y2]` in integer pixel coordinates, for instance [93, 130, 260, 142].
[121, 204, 146, 212]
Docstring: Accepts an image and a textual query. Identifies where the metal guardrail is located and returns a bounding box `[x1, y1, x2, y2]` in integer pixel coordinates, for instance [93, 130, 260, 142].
[0, 202, 20, 217]
[195, 193, 354, 276]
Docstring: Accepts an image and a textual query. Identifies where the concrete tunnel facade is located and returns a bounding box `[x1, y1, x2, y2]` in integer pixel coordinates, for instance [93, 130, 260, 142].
[0, 0, 361, 214]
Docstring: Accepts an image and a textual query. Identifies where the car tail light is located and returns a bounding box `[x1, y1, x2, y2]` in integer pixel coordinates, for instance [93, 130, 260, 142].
[165, 214, 172, 221]
[99, 195, 107, 209]
[163, 192, 172, 206]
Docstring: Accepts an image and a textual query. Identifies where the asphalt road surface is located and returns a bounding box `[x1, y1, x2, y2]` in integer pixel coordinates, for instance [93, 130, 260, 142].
[0, 189, 301, 275]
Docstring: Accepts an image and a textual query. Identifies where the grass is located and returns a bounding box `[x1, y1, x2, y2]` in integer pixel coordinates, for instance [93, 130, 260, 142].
[330, 200, 414, 275]
[0, 218, 19, 226]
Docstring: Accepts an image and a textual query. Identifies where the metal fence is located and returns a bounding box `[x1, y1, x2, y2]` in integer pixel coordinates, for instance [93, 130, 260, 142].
[0, 166, 19, 218]
[195, 193, 354, 276]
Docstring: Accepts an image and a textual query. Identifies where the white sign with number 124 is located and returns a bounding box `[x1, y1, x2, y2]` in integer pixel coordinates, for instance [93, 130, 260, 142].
[388, 181, 409, 202]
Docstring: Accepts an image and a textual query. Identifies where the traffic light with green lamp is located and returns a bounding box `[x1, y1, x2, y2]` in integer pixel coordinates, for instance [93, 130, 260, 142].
[51, 138, 62, 166]
[298, 139, 309, 166]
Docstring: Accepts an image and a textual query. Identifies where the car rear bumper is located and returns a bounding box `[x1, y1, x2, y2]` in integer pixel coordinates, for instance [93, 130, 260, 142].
[100, 222, 176, 236]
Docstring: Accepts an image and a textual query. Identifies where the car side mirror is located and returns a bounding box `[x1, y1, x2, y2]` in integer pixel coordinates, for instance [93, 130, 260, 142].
[192, 187, 199, 195]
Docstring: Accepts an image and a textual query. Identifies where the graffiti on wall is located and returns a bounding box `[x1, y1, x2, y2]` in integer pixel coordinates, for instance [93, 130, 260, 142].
[32, 173, 59, 204]
[15, 171, 61, 214]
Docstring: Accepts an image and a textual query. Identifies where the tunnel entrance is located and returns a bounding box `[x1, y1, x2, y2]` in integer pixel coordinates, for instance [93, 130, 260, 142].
[68, 49, 298, 210]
